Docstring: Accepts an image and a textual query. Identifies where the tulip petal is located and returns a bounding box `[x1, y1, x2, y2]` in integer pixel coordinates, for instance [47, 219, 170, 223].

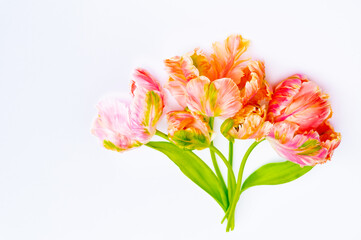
[165, 78, 188, 108]
[238, 61, 266, 105]
[223, 104, 272, 141]
[268, 74, 303, 122]
[317, 120, 341, 160]
[164, 56, 199, 84]
[280, 81, 331, 131]
[91, 97, 141, 151]
[268, 75, 332, 131]
[130, 69, 165, 143]
[267, 122, 328, 166]
[189, 49, 212, 77]
[209, 34, 250, 84]
[164, 56, 199, 107]
[186, 77, 242, 118]
[212, 78, 242, 118]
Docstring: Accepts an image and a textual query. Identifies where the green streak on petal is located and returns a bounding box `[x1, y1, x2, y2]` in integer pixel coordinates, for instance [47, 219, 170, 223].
[142, 91, 162, 129]
[103, 140, 123, 152]
[207, 83, 218, 115]
[170, 129, 209, 150]
[297, 139, 322, 156]
[190, 53, 210, 76]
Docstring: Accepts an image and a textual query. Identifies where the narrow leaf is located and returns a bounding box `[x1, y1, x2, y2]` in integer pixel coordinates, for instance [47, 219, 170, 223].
[241, 161, 313, 193]
[146, 141, 228, 211]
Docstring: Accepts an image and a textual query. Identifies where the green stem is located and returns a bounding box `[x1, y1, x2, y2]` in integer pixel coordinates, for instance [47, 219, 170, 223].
[209, 143, 228, 204]
[210, 144, 237, 229]
[228, 141, 234, 167]
[209, 145, 236, 184]
[225, 139, 264, 231]
[208, 117, 228, 199]
[227, 140, 234, 228]
[156, 130, 169, 141]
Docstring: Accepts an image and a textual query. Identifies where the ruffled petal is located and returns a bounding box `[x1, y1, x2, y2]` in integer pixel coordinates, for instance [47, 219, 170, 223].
[280, 81, 331, 131]
[212, 78, 242, 118]
[130, 69, 165, 143]
[186, 77, 241, 118]
[267, 121, 328, 166]
[131, 68, 163, 94]
[268, 74, 303, 122]
[208, 34, 250, 84]
[238, 60, 266, 105]
[268, 74, 331, 131]
[164, 55, 199, 84]
[91, 97, 141, 152]
[222, 104, 272, 141]
[317, 120, 341, 160]
[189, 49, 212, 78]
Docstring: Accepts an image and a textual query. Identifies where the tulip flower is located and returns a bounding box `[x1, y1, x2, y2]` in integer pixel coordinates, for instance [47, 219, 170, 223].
[268, 74, 331, 131]
[167, 111, 212, 150]
[266, 74, 340, 166]
[267, 121, 340, 166]
[164, 34, 249, 109]
[91, 68, 165, 151]
[221, 104, 273, 141]
[91, 97, 142, 152]
[221, 61, 273, 140]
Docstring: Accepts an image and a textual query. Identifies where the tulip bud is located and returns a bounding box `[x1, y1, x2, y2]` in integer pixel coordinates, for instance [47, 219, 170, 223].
[167, 111, 212, 150]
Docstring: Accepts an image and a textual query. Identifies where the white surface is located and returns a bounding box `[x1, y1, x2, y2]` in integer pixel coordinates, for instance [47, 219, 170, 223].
[1, 0, 360, 239]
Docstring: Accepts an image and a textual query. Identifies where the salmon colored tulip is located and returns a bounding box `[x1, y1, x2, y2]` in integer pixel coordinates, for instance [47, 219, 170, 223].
[164, 35, 250, 108]
[221, 61, 273, 140]
[221, 104, 273, 141]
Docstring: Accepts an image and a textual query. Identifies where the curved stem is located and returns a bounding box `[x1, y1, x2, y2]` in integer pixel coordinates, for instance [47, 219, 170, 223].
[209, 145, 236, 183]
[210, 142, 228, 201]
[208, 117, 227, 197]
[225, 139, 264, 231]
[156, 130, 169, 141]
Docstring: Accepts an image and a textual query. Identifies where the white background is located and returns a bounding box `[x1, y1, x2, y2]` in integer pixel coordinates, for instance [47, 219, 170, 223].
[1, 0, 360, 239]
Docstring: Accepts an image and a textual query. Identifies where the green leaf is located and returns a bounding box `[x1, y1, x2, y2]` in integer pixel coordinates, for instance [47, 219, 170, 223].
[241, 161, 313, 193]
[146, 141, 228, 211]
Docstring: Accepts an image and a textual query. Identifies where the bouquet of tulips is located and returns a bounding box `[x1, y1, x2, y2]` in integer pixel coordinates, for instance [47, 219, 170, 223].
[91, 35, 341, 231]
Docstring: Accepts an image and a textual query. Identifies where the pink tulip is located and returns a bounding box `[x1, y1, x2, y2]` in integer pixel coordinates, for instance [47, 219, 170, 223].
[267, 121, 340, 166]
[268, 74, 331, 132]
[91, 68, 165, 151]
